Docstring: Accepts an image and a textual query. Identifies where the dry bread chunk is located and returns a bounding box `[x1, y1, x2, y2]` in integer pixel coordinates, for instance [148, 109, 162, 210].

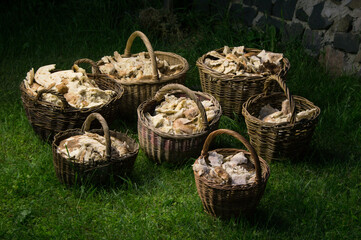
[145, 94, 219, 135]
[23, 64, 115, 109]
[193, 151, 256, 185]
[57, 132, 129, 163]
[259, 99, 318, 123]
[204, 46, 284, 76]
[99, 51, 183, 81]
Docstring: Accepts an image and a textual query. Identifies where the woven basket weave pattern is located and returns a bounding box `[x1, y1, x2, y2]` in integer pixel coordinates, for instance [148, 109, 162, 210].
[137, 84, 222, 164]
[193, 129, 270, 218]
[197, 47, 290, 117]
[97, 31, 189, 116]
[20, 69, 124, 141]
[52, 113, 139, 185]
[242, 76, 320, 161]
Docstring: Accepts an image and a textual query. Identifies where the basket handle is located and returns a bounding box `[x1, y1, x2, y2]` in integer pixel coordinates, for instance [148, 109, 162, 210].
[263, 75, 296, 124]
[36, 89, 69, 108]
[81, 113, 111, 160]
[154, 84, 209, 130]
[123, 31, 159, 81]
[74, 58, 101, 74]
[200, 129, 261, 184]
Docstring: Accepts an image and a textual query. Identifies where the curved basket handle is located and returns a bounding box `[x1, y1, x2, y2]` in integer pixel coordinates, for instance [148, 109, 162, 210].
[123, 31, 158, 81]
[263, 75, 296, 124]
[36, 89, 69, 108]
[74, 58, 101, 75]
[200, 129, 262, 184]
[154, 84, 209, 130]
[81, 113, 111, 160]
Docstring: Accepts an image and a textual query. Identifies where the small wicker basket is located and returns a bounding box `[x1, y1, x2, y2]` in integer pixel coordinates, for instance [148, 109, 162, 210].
[194, 129, 270, 218]
[137, 84, 222, 164]
[97, 31, 189, 116]
[196, 47, 290, 118]
[20, 59, 124, 141]
[52, 113, 139, 185]
[242, 75, 321, 162]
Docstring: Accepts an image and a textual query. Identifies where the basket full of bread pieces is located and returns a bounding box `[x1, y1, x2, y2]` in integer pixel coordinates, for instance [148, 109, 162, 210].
[196, 46, 290, 117]
[20, 59, 124, 141]
[137, 84, 222, 164]
[242, 75, 320, 162]
[96, 31, 189, 115]
[52, 113, 139, 185]
[193, 129, 270, 218]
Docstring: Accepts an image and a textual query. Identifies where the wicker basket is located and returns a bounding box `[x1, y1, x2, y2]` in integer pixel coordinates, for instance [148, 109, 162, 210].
[196, 47, 290, 118]
[20, 59, 124, 141]
[52, 113, 139, 185]
[194, 129, 270, 218]
[137, 84, 222, 164]
[96, 31, 189, 116]
[242, 75, 321, 162]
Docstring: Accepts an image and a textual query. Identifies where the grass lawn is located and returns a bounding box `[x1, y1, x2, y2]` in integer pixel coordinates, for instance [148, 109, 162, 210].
[1, 1, 360, 239]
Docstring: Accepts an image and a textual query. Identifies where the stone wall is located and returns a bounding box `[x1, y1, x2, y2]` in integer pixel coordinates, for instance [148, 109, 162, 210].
[196, 0, 361, 76]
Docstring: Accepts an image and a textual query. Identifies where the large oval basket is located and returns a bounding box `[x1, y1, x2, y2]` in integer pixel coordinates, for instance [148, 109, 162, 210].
[194, 129, 270, 218]
[196, 47, 290, 118]
[137, 84, 222, 164]
[97, 31, 189, 116]
[20, 59, 124, 141]
[52, 113, 139, 185]
[242, 76, 321, 162]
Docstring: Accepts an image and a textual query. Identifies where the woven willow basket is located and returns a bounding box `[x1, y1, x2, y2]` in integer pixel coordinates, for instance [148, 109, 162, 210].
[97, 31, 189, 116]
[20, 59, 124, 142]
[137, 84, 222, 164]
[242, 76, 321, 162]
[52, 113, 139, 186]
[196, 47, 290, 118]
[194, 129, 270, 218]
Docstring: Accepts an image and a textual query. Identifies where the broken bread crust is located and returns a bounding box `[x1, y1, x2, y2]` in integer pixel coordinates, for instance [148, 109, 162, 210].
[145, 94, 220, 135]
[203, 46, 285, 76]
[22, 64, 115, 109]
[98, 51, 183, 82]
[57, 131, 130, 164]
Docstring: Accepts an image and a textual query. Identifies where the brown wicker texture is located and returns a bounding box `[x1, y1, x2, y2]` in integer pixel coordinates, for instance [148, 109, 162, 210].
[194, 129, 270, 218]
[52, 113, 139, 185]
[137, 84, 222, 164]
[97, 31, 189, 116]
[20, 59, 124, 141]
[242, 75, 321, 162]
[196, 47, 290, 118]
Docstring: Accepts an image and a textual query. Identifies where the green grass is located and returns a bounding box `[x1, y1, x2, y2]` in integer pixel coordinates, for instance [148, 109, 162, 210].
[1, 1, 361, 239]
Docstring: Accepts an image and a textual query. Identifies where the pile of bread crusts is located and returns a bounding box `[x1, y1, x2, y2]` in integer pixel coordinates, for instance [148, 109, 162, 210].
[99, 51, 183, 81]
[193, 151, 256, 185]
[23, 64, 115, 109]
[204, 46, 284, 76]
[145, 94, 219, 135]
[57, 132, 129, 163]
[259, 99, 317, 124]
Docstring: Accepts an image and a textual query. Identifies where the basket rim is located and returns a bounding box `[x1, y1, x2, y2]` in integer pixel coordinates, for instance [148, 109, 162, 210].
[193, 148, 270, 191]
[196, 46, 290, 81]
[242, 92, 321, 128]
[19, 73, 124, 113]
[97, 50, 189, 85]
[137, 90, 222, 140]
[52, 128, 139, 167]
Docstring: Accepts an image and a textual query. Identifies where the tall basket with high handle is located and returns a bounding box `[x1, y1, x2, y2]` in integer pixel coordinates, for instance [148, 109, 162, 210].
[97, 31, 189, 116]
[196, 47, 290, 118]
[193, 129, 270, 218]
[20, 59, 124, 142]
[242, 75, 321, 162]
[137, 84, 222, 164]
[52, 113, 139, 185]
